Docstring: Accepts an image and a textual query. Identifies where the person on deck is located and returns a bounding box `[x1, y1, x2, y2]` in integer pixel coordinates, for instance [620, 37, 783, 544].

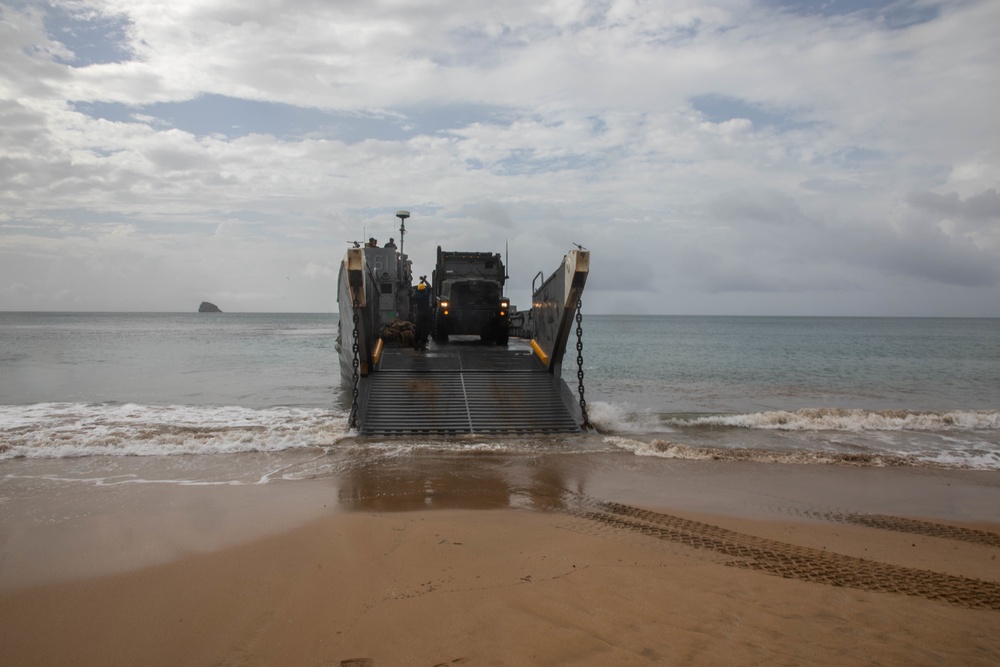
[412, 278, 432, 351]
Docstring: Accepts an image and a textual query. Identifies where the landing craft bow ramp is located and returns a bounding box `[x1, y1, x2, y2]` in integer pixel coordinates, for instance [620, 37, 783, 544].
[339, 248, 590, 436]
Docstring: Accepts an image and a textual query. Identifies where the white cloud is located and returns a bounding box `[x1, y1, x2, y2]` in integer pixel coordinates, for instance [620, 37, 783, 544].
[1, 0, 998, 314]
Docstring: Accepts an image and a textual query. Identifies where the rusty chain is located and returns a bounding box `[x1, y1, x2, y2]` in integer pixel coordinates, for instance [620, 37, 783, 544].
[575, 299, 591, 429]
[348, 293, 361, 429]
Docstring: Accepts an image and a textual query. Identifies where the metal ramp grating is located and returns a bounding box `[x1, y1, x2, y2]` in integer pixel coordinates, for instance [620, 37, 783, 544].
[359, 369, 581, 436]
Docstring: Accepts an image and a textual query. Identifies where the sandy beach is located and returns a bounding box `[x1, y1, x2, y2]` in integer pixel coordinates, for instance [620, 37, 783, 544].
[1, 453, 998, 666]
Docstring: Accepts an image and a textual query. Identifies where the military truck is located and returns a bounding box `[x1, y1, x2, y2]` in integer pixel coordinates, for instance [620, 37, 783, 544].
[431, 246, 510, 345]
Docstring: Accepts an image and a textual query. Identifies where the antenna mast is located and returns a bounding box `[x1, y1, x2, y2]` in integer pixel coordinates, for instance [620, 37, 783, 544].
[505, 239, 510, 282]
[395, 210, 410, 254]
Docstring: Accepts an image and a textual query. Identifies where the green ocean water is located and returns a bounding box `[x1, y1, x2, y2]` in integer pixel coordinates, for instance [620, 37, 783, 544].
[1, 313, 998, 469]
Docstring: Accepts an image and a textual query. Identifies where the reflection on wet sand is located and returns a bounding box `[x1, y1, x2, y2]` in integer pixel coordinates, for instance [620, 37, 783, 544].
[336, 453, 587, 512]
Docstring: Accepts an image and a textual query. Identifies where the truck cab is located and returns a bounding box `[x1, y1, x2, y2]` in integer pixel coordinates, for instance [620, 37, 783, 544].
[432, 246, 510, 345]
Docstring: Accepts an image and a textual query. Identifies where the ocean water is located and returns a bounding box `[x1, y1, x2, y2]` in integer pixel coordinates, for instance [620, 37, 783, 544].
[1, 313, 998, 472]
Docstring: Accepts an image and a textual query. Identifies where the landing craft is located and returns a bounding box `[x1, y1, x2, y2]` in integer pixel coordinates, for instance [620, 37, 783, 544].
[336, 211, 590, 436]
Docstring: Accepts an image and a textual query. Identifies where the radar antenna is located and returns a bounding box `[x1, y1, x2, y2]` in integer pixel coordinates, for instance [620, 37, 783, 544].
[396, 210, 410, 254]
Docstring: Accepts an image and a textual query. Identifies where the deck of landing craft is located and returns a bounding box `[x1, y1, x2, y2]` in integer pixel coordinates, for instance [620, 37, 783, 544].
[360, 339, 581, 436]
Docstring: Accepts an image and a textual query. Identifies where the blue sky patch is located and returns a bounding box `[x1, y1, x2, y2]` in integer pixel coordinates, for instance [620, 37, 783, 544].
[42, 3, 133, 66]
[71, 95, 511, 142]
[841, 147, 883, 163]
[690, 94, 812, 131]
[493, 150, 599, 176]
[765, 0, 940, 29]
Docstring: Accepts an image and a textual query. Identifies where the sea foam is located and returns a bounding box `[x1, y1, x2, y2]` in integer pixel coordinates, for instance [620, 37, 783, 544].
[587, 403, 1000, 434]
[666, 408, 1000, 431]
[603, 436, 998, 469]
[586, 401, 669, 433]
[0, 402, 350, 459]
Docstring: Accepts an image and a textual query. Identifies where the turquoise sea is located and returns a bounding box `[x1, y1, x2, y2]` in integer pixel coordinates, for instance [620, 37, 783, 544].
[1, 312, 998, 470]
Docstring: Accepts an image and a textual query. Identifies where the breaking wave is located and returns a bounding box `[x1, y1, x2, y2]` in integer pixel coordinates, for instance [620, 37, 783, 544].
[593, 405, 1000, 470]
[668, 408, 1000, 431]
[606, 436, 915, 466]
[3, 402, 997, 470]
[0, 402, 350, 459]
[605, 436, 1000, 470]
[589, 403, 1000, 433]
[587, 401, 667, 433]
[607, 436, 1000, 470]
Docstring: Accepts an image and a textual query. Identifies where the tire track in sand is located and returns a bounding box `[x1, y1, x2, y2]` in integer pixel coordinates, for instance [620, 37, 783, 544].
[802, 511, 1000, 548]
[562, 496, 1000, 611]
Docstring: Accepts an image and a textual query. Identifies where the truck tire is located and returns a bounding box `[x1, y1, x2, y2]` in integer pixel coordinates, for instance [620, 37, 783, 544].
[495, 321, 509, 346]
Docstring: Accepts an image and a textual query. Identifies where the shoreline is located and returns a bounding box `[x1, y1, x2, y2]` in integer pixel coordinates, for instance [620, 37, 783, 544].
[1, 453, 999, 665]
[2, 452, 999, 589]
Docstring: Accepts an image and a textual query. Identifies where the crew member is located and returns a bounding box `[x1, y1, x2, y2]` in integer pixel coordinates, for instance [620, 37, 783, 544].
[412, 279, 432, 351]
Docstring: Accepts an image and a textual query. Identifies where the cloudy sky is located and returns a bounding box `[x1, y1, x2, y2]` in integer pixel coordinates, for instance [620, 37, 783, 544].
[2, 0, 998, 315]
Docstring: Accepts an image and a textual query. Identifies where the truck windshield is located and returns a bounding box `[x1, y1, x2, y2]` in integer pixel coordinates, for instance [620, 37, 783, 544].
[451, 281, 501, 305]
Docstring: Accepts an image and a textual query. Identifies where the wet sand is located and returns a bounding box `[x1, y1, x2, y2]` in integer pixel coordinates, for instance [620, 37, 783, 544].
[1, 453, 999, 665]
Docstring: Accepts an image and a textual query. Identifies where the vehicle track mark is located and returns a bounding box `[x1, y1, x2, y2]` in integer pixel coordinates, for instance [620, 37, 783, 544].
[561, 496, 1000, 610]
[803, 511, 1000, 548]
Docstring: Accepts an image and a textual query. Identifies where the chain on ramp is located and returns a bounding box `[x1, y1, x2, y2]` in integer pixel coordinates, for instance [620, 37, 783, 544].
[574, 299, 590, 429]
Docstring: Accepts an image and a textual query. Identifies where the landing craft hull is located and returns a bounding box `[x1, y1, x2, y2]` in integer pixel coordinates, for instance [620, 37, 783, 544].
[337, 238, 590, 434]
[337, 243, 413, 387]
[336, 258, 358, 384]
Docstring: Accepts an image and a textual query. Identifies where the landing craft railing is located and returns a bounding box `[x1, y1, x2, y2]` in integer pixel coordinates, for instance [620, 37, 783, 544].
[530, 249, 590, 376]
[532, 270, 545, 294]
